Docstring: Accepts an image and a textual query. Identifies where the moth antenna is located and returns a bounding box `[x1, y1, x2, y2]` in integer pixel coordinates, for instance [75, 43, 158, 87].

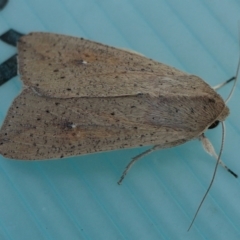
[225, 56, 240, 103]
[212, 57, 239, 101]
[118, 145, 159, 185]
[213, 28, 240, 100]
[188, 122, 225, 231]
[225, 27, 240, 103]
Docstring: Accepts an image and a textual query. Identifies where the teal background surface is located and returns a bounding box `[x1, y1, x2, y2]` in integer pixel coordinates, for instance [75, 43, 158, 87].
[0, 0, 240, 239]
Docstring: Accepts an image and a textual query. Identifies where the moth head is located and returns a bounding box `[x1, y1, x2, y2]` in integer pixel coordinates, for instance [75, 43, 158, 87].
[209, 51, 240, 131]
[208, 105, 229, 129]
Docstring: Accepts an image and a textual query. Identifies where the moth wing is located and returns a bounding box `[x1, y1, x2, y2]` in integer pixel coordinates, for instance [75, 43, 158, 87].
[0, 89, 195, 160]
[18, 32, 192, 98]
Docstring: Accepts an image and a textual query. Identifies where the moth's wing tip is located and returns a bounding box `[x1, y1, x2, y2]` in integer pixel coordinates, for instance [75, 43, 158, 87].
[17, 32, 45, 44]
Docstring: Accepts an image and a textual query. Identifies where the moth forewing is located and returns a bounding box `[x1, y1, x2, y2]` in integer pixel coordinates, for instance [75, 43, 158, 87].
[0, 84, 228, 160]
[17, 32, 199, 98]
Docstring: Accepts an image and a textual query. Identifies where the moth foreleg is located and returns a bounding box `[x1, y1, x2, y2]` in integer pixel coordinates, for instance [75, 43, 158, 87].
[199, 134, 237, 178]
[212, 76, 235, 90]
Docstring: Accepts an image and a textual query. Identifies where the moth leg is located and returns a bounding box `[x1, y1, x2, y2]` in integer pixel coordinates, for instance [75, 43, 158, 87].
[118, 145, 160, 185]
[199, 134, 238, 178]
[212, 76, 235, 90]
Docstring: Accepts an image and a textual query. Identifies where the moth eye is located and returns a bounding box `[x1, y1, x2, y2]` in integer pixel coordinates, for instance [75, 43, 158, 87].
[208, 120, 220, 129]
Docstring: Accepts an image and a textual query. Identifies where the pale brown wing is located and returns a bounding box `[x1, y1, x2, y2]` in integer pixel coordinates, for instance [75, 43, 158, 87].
[0, 86, 227, 160]
[18, 32, 194, 98]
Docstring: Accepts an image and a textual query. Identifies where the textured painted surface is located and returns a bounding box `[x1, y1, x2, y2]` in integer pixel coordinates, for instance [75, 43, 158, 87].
[0, 0, 240, 239]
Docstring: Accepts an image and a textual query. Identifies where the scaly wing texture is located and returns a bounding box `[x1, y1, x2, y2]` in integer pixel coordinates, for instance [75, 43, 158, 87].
[0, 86, 225, 160]
[1, 32, 227, 160]
[18, 32, 200, 98]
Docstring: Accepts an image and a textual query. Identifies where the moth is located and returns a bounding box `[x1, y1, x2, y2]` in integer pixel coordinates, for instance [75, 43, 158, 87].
[0, 32, 237, 185]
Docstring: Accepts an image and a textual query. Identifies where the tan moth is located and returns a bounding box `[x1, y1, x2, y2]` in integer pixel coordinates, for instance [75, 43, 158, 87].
[0, 33, 238, 220]
[0, 32, 237, 174]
